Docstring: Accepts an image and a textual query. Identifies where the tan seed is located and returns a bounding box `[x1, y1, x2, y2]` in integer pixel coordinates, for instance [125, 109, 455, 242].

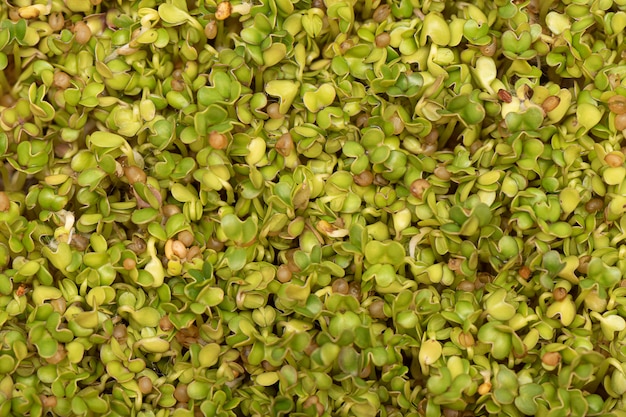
[162, 204, 182, 217]
[332, 278, 349, 294]
[18, 5, 40, 19]
[409, 179, 430, 199]
[423, 129, 439, 144]
[266, 102, 282, 119]
[303, 395, 320, 410]
[172, 69, 183, 81]
[276, 133, 294, 157]
[498, 89, 513, 103]
[215, 2, 232, 20]
[470, 140, 483, 154]
[478, 382, 492, 395]
[172, 240, 188, 259]
[124, 165, 147, 184]
[122, 258, 136, 270]
[74, 21, 92, 44]
[541, 351, 562, 367]
[578, 255, 592, 274]
[459, 332, 475, 347]
[50, 297, 66, 313]
[186, 246, 201, 259]
[348, 281, 361, 299]
[443, 408, 462, 417]
[615, 113, 626, 131]
[129, 236, 147, 254]
[372, 174, 388, 187]
[177, 230, 194, 247]
[390, 113, 404, 134]
[522, 85, 534, 100]
[553, 287, 568, 302]
[585, 198, 604, 213]
[448, 258, 462, 271]
[372, 4, 391, 22]
[605, 153, 624, 167]
[42, 395, 58, 408]
[0, 94, 15, 107]
[542, 96, 561, 112]
[457, 280, 475, 291]
[353, 170, 374, 187]
[277, 264, 292, 283]
[164, 239, 174, 259]
[138, 376, 153, 394]
[207, 237, 224, 252]
[53, 72, 72, 90]
[209, 131, 228, 150]
[112, 324, 127, 340]
[171, 78, 185, 92]
[205, 20, 218, 39]
[159, 315, 174, 332]
[368, 300, 386, 319]
[340, 39, 353, 53]
[480, 41, 496, 56]
[0, 192, 10, 212]
[356, 113, 369, 127]
[174, 384, 190, 403]
[49, 12, 65, 31]
[608, 95, 626, 114]
[8, 8, 19, 21]
[434, 165, 451, 180]
[375, 32, 391, 48]
[518, 265, 532, 280]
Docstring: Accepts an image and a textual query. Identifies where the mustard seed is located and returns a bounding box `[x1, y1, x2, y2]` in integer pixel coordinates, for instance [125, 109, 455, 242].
[553, 287, 568, 302]
[373, 4, 391, 22]
[209, 131, 228, 150]
[353, 170, 374, 187]
[276, 133, 294, 157]
[368, 300, 386, 319]
[542, 96, 561, 112]
[174, 384, 190, 403]
[615, 113, 626, 130]
[541, 351, 561, 367]
[177, 230, 194, 247]
[332, 278, 349, 294]
[124, 165, 147, 184]
[608, 95, 626, 114]
[266, 102, 282, 119]
[215, 2, 232, 20]
[277, 264, 292, 283]
[0, 192, 10, 212]
[53, 72, 72, 90]
[159, 315, 174, 332]
[74, 21, 92, 44]
[138, 376, 153, 394]
[375, 32, 391, 48]
[410, 179, 430, 199]
[123, 258, 136, 270]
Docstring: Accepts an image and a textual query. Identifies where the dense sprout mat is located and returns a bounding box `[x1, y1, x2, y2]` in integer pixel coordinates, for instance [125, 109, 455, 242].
[2, 0, 626, 416]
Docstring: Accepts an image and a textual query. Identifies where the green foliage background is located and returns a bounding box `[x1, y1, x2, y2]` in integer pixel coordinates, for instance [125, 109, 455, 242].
[1, 0, 626, 416]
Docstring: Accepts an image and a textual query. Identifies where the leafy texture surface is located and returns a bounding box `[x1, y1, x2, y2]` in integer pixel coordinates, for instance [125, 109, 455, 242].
[1, 0, 626, 416]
